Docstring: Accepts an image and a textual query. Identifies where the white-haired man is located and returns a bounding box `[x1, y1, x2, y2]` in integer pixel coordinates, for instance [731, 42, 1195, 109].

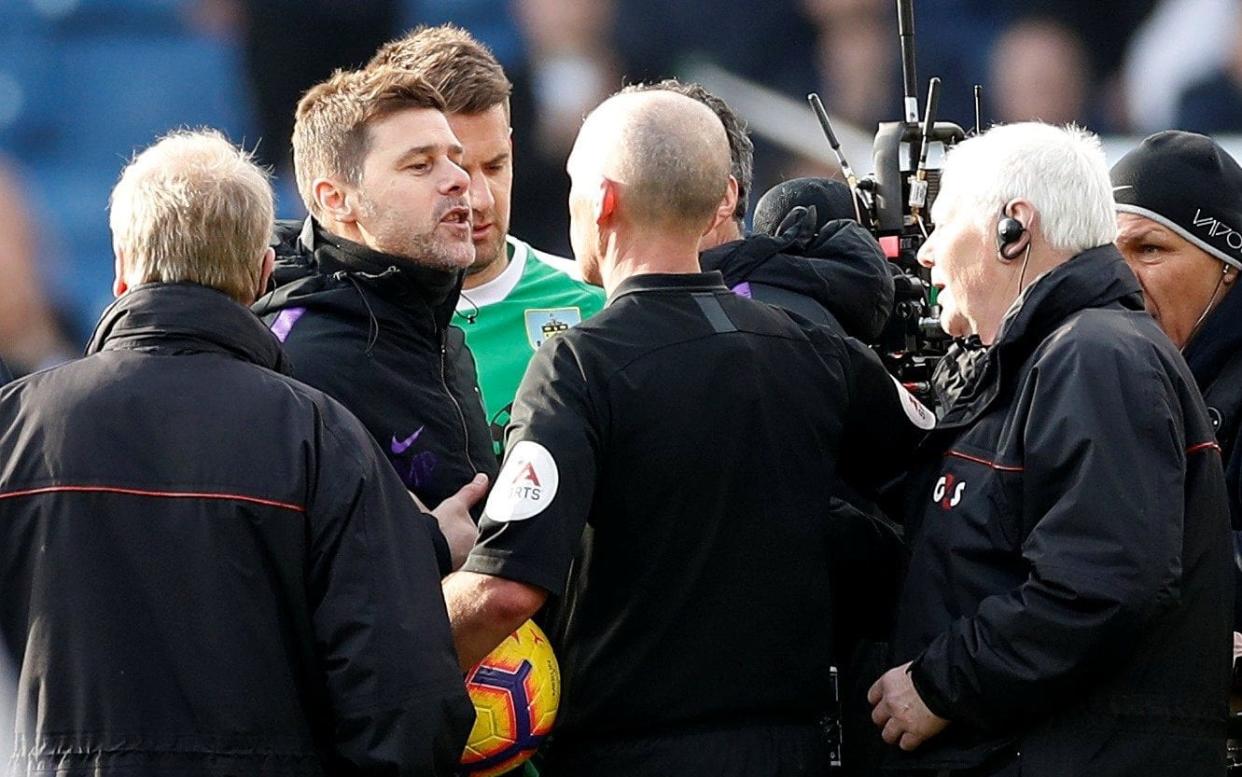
[0, 130, 473, 776]
[868, 123, 1232, 776]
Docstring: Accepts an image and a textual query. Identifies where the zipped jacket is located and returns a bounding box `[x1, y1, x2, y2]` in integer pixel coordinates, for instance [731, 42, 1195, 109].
[891, 246, 1232, 775]
[0, 283, 473, 776]
[253, 220, 498, 534]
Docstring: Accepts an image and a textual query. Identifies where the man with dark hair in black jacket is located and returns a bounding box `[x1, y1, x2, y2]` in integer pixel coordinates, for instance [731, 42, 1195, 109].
[253, 65, 498, 570]
[0, 130, 475, 776]
[869, 122, 1232, 776]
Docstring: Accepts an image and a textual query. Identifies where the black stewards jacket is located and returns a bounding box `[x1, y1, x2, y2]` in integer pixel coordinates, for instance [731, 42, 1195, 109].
[0, 283, 473, 777]
[253, 219, 498, 536]
[1182, 280, 1242, 628]
[890, 246, 1232, 776]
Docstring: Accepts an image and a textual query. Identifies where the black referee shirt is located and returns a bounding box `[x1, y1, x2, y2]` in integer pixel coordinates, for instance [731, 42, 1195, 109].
[463, 271, 926, 742]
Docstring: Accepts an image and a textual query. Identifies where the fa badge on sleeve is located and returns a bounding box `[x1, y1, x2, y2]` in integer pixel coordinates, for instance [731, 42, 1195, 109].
[524, 308, 582, 348]
[485, 440, 561, 522]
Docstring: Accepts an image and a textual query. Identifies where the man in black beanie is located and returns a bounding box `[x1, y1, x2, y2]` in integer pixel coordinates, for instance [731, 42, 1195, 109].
[1112, 130, 1242, 632]
[751, 177, 861, 236]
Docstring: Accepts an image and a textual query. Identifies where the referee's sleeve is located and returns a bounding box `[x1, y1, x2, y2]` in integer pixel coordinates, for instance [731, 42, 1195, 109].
[462, 336, 602, 595]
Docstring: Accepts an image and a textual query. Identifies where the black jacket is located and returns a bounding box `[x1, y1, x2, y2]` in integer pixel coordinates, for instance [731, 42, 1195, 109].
[698, 218, 896, 343]
[891, 246, 1232, 775]
[702, 220, 905, 774]
[0, 283, 473, 776]
[253, 220, 498, 526]
[1183, 282, 1242, 628]
[465, 273, 924, 774]
[0, 356, 10, 386]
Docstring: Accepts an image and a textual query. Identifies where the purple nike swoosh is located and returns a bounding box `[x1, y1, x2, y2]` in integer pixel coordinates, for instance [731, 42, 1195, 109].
[390, 426, 425, 455]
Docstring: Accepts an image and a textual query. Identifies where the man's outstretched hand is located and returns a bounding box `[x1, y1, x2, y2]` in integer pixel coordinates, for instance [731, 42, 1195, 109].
[412, 473, 488, 571]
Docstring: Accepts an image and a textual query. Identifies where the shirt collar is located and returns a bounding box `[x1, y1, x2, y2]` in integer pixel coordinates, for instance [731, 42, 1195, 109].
[608, 271, 730, 305]
[456, 236, 526, 311]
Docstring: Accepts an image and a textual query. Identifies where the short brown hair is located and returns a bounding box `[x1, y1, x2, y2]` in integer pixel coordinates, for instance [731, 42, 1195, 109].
[292, 66, 447, 218]
[368, 25, 512, 119]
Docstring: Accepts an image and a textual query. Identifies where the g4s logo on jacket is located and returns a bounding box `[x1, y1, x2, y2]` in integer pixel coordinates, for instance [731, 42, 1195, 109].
[932, 473, 966, 509]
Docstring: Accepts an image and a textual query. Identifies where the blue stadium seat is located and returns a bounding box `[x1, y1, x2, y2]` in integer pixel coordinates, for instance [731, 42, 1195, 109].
[0, 31, 58, 157]
[42, 0, 192, 35]
[24, 159, 118, 333]
[12, 26, 257, 330]
[49, 34, 254, 167]
[400, 0, 525, 68]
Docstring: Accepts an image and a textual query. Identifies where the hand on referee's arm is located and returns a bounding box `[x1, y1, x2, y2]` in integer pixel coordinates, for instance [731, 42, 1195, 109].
[868, 661, 950, 751]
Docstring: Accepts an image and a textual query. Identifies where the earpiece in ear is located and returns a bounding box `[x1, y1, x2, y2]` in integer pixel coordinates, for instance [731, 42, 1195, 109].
[996, 211, 1027, 262]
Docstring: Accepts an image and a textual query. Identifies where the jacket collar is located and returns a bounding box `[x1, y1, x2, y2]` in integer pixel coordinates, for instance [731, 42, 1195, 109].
[86, 282, 289, 373]
[608, 271, 730, 305]
[1183, 281, 1242, 389]
[303, 219, 465, 325]
[939, 244, 1143, 427]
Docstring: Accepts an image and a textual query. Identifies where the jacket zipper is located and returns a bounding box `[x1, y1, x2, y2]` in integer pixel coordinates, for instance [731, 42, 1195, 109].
[440, 327, 479, 475]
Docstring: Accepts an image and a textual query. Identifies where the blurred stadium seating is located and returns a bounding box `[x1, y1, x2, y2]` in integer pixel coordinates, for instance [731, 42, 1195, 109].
[0, 0, 253, 336]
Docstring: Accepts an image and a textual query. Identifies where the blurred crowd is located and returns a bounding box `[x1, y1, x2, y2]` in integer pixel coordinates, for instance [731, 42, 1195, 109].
[2, 0, 1241, 377]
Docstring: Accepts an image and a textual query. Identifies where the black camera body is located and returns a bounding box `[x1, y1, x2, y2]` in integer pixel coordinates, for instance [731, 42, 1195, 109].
[866, 119, 965, 405]
[809, 0, 971, 408]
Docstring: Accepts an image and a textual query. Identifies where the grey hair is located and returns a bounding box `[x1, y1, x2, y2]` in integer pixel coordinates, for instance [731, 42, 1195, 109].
[109, 129, 274, 304]
[932, 122, 1117, 253]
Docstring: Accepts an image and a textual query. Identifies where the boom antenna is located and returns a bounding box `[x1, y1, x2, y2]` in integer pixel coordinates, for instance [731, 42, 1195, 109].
[808, 93, 869, 223]
[897, 0, 919, 124]
[909, 76, 940, 234]
[973, 84, 982, 135]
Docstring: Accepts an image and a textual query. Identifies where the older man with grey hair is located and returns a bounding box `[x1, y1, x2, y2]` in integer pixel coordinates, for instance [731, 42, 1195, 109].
[0, 129, 473, 776]
[869, 122, 1232, 777]
[443, 89, 924, 777]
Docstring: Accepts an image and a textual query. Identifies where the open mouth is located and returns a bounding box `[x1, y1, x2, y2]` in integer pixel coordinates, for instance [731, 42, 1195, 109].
[440, 206, 471, 227]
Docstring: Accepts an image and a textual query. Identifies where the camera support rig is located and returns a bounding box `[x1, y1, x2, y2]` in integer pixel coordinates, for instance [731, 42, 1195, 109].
[809, 0, 970, 405]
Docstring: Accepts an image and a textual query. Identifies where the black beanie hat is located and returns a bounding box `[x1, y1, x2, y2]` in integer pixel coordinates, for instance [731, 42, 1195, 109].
[1111, 130, 1242, 271]
[752, 177, 859, 236]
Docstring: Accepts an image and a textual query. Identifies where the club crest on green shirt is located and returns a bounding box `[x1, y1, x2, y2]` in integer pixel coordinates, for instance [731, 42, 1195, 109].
[524, 307, 582, 348]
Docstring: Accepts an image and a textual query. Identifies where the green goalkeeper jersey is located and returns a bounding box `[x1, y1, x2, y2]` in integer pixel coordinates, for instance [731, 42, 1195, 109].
[456, 236, 605, 456]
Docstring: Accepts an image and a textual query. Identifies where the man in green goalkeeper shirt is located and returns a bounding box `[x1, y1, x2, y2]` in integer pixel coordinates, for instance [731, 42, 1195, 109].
[370, 26, 604, 456]
[454, 237, 603, 452]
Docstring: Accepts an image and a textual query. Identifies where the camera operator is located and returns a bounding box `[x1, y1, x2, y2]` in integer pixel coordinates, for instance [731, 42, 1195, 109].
[442, 88, 926, 777]
[869, 122, 1232, 776]
[1111, 131, 1242, 636]
[704, 176, 896, 343]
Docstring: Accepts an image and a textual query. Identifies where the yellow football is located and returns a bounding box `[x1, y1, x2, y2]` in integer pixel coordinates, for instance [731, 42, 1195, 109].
[460, 620, 561, 777]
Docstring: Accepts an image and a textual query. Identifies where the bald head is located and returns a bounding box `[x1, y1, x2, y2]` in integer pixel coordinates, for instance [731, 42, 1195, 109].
[571, 90, 731, 233]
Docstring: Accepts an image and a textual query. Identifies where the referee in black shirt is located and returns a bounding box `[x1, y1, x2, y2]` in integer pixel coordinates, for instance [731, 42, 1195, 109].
[443, 88, 929, 777]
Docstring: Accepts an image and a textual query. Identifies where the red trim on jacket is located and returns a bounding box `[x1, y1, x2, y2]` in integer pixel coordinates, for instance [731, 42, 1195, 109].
[1186, 441, 1222, 455]
[0, 484, 305, 513]
[944, 450, 1025, 472]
